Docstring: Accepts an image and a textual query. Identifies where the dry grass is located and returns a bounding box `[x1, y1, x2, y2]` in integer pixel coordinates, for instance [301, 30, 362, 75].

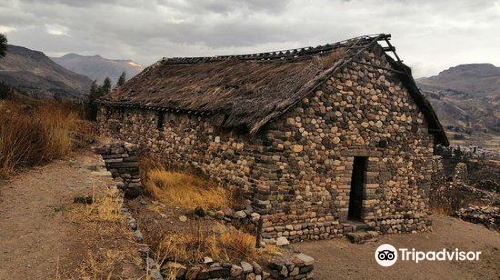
[156, 225, 261, 265]
[70, 188, 144, 280]
[264, 244, 281, 256]
[0, 100, 93, 178]
[76, 248, 146, 280]
[145, 169, 231, 210]
[69, 191, 125, 223]
[78, 249, 127, 280]
[137, 158, 264, 268]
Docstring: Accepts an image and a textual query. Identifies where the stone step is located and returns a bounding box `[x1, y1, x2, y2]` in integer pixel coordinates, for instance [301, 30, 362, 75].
[352, 223, 372, 231]
[341, 220, 374, 232]
[346, 231, 379, 244]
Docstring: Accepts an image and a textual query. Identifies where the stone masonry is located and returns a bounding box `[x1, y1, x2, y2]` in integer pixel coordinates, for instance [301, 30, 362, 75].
[98, 46, 439, 242]
[95, 143, 143, 199]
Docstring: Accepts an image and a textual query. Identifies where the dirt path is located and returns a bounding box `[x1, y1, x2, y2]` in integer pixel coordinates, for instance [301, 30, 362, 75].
[295, 215, 500, 280]
[0, 153, 107, 280]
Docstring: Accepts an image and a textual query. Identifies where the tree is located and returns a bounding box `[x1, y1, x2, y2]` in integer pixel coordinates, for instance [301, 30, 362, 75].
[0, 81, 12, 99]
[101, 77, 112, 95]
[88, 80, 99, 101]
[86, 77, 113, 121]
[117, 71, 126, 87]
[0, 33, 7, 59]
[86, 80, 100, 121]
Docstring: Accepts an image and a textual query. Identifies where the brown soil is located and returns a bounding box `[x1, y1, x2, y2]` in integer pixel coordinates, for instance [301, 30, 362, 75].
[0, 152, 142, 280]
[295, 215, 500, 280]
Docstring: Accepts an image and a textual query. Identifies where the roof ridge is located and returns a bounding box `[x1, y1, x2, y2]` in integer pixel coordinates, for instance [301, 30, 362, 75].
[160, 34, 390, 65]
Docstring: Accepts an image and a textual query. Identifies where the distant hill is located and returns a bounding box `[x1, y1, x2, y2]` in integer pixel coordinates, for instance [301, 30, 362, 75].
[417, 64, 500, 148]
[0, 45, 93, 100]
[51, 53, 144, 84]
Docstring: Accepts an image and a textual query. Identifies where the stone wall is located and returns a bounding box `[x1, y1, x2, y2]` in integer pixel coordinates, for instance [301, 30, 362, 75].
[158, 255, 315, 280]
[98, 48, 436, 241]
[453, 162, 468, 185]
[93, 146, 316, 280]
[95, 143, 143, 199]
[454, 206, 499, 231]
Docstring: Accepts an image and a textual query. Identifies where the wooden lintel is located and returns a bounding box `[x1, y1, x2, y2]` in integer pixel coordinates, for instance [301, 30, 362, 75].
[382, 46, 396, 52]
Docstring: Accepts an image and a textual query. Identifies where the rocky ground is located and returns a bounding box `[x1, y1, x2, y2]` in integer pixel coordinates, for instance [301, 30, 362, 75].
[295, 215, 500, 280]
[431, 157, 499, 230]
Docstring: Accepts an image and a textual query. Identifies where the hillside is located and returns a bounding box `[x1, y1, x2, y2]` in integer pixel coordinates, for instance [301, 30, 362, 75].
[417, 64, 500, 148]
[0, 45, 92, 100]
[51, 53, 144, 84]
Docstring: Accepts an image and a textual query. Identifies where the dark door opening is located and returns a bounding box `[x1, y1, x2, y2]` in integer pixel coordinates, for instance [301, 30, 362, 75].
[348, 157, 367, 221]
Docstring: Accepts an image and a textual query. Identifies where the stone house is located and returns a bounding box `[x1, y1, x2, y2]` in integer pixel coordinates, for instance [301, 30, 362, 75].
[98, 34, 448, 241]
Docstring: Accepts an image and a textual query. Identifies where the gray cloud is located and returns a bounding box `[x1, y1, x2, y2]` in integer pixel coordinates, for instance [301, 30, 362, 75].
[0, 0, 499, 77]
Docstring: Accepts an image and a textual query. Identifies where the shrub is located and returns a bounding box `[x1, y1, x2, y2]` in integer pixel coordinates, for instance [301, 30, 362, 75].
[453, 134, 466, 140]
[0, 101, 92, 177]
[0, 81, 14, 100]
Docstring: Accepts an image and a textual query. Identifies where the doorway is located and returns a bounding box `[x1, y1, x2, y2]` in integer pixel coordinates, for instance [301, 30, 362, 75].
[348, 157, 367, 221]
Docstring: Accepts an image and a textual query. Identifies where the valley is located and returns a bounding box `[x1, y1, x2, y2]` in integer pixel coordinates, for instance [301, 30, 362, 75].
[417, 64, 500, 150]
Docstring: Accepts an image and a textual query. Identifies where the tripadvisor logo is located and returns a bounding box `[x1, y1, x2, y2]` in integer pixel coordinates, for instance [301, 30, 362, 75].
[375, 244, 398, 266]
[375, 244, 482, 267]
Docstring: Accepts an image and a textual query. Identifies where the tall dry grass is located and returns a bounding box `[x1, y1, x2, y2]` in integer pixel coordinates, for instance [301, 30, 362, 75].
[0, 100, 92, 178]
[157, 226, 260, 265]
[145, 169, 231, 210]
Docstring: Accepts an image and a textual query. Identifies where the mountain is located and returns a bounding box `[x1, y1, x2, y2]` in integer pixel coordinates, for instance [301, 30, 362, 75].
[417, 64, 500, 147]
[0, 45, 93, 100]
[51, 53, 144, 84]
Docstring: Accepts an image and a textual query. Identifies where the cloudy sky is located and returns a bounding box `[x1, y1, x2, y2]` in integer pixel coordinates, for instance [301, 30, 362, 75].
[0, 0, 499, 77]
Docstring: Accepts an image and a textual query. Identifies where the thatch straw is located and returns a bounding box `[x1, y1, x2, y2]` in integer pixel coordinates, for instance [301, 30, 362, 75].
[99, 34, 447, 145]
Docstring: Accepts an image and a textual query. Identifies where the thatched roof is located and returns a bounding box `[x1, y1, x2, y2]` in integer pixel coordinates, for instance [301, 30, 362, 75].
[100, 34, 448, 145]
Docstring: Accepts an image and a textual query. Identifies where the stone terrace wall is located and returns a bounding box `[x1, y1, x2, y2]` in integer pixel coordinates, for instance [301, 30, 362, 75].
[159, 254, 315, 280]
[98, 47, 435, 241]
[95, 143, 143, 199]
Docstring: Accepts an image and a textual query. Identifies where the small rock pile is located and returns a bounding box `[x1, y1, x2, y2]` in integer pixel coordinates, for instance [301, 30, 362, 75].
[455, 206, 499, 231]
